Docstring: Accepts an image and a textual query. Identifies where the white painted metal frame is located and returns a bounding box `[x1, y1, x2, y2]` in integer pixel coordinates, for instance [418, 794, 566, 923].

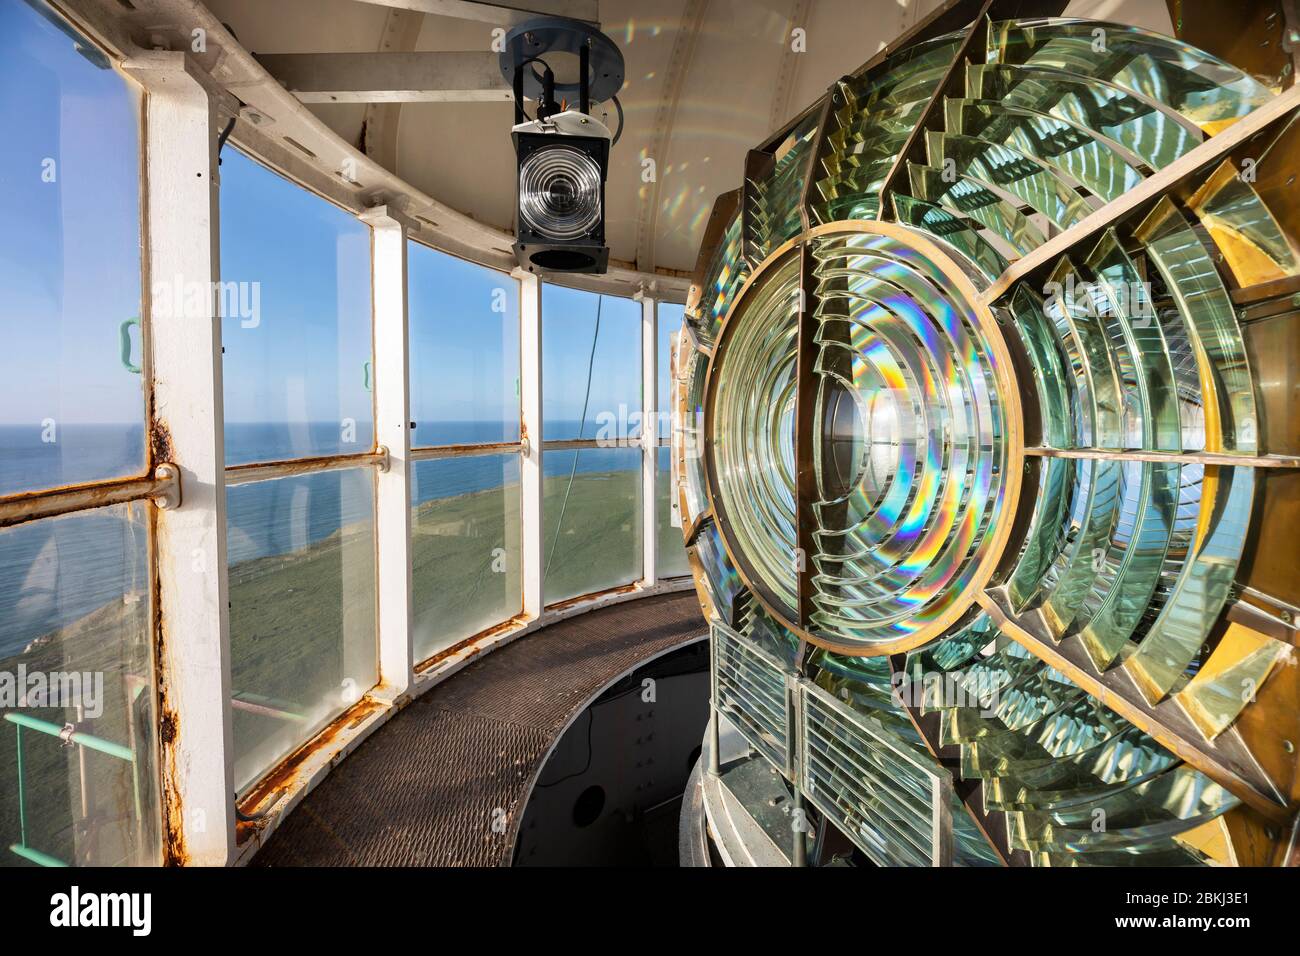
[518, 268, 546, 620]
[126, 50, 237, 868]
[363, 206, 415, 700]
[638, 290, 658, 588]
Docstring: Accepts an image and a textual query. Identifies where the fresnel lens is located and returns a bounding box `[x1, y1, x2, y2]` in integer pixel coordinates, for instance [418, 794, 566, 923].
[675, 15, 1300, 867]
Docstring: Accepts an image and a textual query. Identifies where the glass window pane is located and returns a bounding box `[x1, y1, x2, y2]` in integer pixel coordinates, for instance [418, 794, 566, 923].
[411, 454, 522, 662]
[658, 303, 685, 427]
[227, 468, 377, 792]
[219, 150, 373, 465]
[543, 447, 642, 604]
[0, 4, 144, 496]
[543, 286, 641, 442]
[409, 243, 520, 446]
[657, 446, 690, 579]
[0, 504, 160, 866]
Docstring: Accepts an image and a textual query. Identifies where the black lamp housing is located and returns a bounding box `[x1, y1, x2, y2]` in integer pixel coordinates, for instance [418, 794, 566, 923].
[500, 16, 624, 275]
[513, 130, 610, 275]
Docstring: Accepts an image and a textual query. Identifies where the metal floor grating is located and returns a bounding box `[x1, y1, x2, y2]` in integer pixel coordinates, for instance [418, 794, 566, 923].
[252, 592, 707, 866]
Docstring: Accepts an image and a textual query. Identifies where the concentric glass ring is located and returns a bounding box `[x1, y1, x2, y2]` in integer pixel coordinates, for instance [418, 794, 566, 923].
[518, 145, 602, 240]
[708, 255, 801, 612]
[704, 223, 1019, 653]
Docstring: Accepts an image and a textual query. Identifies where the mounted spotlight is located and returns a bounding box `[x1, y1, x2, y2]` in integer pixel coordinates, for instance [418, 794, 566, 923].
[500, 17, 625, 274]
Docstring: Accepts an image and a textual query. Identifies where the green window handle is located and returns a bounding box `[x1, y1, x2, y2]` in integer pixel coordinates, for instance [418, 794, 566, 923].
[363, 360, 372, 392]
[119, 317, 141, 374]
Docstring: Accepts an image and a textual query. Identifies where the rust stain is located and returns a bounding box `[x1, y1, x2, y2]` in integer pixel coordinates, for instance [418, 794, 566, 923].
[225, 449, 387, 485]
[152, 523, 190, 866]
[415, 613, 529, 673]
[0, 475, 157, 528]
[159, 704, 189, 867]
[159, 708, 178, 745]
[150, 419, 175, 468]
[546, 582, 639, 613]
[236, 696, 386, 841]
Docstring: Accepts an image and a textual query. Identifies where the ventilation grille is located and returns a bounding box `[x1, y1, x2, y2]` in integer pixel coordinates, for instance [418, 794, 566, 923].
[798, 680, 953, 866]
[710, 621, 793, 776]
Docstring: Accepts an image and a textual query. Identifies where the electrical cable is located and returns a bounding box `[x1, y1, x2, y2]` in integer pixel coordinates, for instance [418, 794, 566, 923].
[534, 710, 594, 788]
[533, 684, 646, 789]
[544, 293, 603, 577]
[217, 116, 236, 164]
[513, 55, 556, 123]
[610, 94, 625, 146]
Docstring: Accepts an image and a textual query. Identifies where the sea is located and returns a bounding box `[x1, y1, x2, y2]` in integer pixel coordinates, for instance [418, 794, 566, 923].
[0, 420, 639, 657]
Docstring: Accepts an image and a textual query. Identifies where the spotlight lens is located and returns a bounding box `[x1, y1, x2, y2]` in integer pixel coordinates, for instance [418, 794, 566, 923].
[519, 145, 602, 240]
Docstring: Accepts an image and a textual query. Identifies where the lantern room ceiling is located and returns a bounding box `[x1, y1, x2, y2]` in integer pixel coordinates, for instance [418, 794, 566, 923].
[201, 0, 1173, 275]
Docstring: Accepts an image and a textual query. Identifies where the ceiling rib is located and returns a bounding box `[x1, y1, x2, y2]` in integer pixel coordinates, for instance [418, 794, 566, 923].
[767, 0, 813, 136]
[634, 0, 710, 273]
[353, 0, 600, 27]
[362, 5, 425, 171]
[255, 51, 511, 103]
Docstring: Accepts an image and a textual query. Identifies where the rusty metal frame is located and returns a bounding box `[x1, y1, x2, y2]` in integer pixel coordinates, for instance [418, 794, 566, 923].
[410, 441, 522, 461]
[0, 466, 181, 529]
[224, 449, 391, 486]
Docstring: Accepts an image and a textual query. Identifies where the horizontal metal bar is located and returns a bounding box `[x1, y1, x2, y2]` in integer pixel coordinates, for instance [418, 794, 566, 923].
[0, 464, 181, 529]
[355, 0, 600, 28]
[1024, 447, 1300, 468]
[224, 448, 389, 486]
[410, 441, 522, 461]
[254, 51, 511, 104]
[4, 713, 135, 762]
[1230, 273, 1300, 306]
[8, 844, 67, 868]
[541, 438, 642, 451]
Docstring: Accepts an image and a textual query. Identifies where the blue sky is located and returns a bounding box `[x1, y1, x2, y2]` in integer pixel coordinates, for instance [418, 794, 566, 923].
[219, 149, 373, 430]
[543, 283, 641, 439]
[409, 240, 519, 440]
[0, 1, 143, 426]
